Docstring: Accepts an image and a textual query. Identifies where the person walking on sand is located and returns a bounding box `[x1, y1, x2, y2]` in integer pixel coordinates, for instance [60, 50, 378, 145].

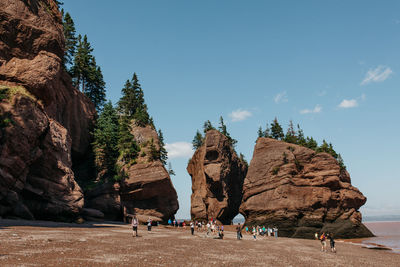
[320, 232, 327, 252]
[236, 223, 242, 240]
[315, 232, 319, 240]
[274, 226, 278, 238]
[131, 216, 138, 237]
[190, 221, 195, 235]
[328, 233, 336, 253]
[252, 226, 257, 240]
[147, 218, 152, 232]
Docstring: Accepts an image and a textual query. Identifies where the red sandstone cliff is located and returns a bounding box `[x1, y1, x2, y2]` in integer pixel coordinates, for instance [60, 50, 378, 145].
[187, 130, 247, 224]
[239, 138, 373, 238]
[0, 0, 95, 220]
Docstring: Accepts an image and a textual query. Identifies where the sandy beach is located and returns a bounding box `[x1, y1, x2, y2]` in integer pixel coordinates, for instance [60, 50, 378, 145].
[0, 219, 399, 266]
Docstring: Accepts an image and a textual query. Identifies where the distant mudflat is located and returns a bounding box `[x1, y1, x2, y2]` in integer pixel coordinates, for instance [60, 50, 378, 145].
[0, 219, 399, 266]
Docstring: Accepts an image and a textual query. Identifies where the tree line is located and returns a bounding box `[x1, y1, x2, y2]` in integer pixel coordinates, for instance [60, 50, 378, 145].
[258, 118, 346, 169]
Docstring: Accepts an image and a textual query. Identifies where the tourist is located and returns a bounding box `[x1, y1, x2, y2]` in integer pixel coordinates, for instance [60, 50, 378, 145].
[131, 215, 138, 237]
[328, 233, 336, 253]
[320, 232, 327, 252]
[236, 223, 242, 240]
[147, 218, 152, 232]
[252, 226, 257, 240]
[206, 222, 211, 235]
[190, 221, 195, 235]
[168, 218, 172, 226]
[315, 232, 319, 240]
[274, 226, 278, 238]
[245, 226, 249, 234]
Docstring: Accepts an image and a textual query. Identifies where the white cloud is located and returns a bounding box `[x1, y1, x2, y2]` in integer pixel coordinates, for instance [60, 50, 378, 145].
[361, 65, 393, 85]
[300, 104, 322, 114]
[165, 142, 194, 159]
[229, 109, 252, 122]
[274, 91, 288, 103]
[338, 99, 358, 108]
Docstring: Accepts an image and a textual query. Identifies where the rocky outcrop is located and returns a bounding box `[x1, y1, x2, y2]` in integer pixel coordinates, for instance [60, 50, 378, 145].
[119, 124, 179, 222]
[0, 0, 95, 220]
[187, 130, 247, 224]
[239, 138, 373, 239]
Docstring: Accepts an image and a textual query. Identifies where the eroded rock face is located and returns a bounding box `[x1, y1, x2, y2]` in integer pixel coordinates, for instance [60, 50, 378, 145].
[239, 138, 373, 239]
[187, 130, 247, 224]
[119, 124, 179, 222]
[0, 0, 95, 220]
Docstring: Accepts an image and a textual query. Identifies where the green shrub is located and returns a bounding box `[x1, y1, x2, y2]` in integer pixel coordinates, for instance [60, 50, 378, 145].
[272, 166, 280, 175]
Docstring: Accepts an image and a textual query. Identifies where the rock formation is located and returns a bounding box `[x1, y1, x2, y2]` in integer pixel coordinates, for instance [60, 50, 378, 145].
[239, 138, 373, 238]
[119, 123, 179, 222]
[187, 130, 247, 224]
[0, 0, 95, 220]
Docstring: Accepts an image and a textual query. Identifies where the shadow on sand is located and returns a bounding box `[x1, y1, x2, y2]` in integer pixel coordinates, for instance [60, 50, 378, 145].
[0, 218, 126, 229]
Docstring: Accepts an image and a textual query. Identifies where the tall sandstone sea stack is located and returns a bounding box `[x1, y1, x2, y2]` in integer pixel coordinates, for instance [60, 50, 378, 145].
[239, 138, 373, 239]
[119, 123, 179, 222]
[187, 130, 247, 224]
[85, 123, 179, 223]
[0, 0, 96, 220]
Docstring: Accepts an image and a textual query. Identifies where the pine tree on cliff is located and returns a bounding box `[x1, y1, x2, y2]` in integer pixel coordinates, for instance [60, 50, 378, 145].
[270, 117, 284, 140]
[203, 120, 215, 133]
[192, 130, 203, 149]
[297, 124, 306, 146]
[85, 59, 106, 111]
[93, 101, 119, 180]
[264, 122, 271, 137]
[117, 116, 140, 163]
[71, 34, 93, 92]
[158, 129, 168, 165]
[257, 126, 264, 138]
[62, 11, 76, 71]
[218, 116, 237, 147]
[284, 120, 297, 144]
[305, 136, 318, 150]
[118, 73, 151, 126]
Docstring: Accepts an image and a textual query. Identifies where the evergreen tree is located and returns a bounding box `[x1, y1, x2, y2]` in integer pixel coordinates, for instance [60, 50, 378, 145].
[168, 162, 176, 176]
[218, 116, 228, 136]
[92, 101, 119, 180]
[158, 129, 168, 165]
[264, 122, 271, 138]
[117, 116, 140, 163]
[257, 126, 264, 138]
[297, 124, 306, 146]
[284, 120, 297, 144]
[316, 139, 329, 154]
[71, 34, 93, 92]
[337, 154, 346, 170]
[84, 59, 106, 111]
[305, 136, 318, 150]
[192, 130, 203, 149]
[270, 117, 284, 140]
[149, 138, 159, 161]
[117, 73, 151, 125]
[203, 120, 215, 133]
[218, 116, 237, 146]
[62, 11, 77, 71]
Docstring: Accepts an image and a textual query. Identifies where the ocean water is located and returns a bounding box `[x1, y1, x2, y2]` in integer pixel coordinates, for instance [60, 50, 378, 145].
[363, 221, 400, 253]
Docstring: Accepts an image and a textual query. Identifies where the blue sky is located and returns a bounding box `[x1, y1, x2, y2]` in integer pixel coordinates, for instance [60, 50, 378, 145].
[63, 0, 400, 219]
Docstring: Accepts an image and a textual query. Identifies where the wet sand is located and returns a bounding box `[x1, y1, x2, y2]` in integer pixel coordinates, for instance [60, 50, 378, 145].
[344, 221, 400, 253]
[0, 219, 399, 266]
